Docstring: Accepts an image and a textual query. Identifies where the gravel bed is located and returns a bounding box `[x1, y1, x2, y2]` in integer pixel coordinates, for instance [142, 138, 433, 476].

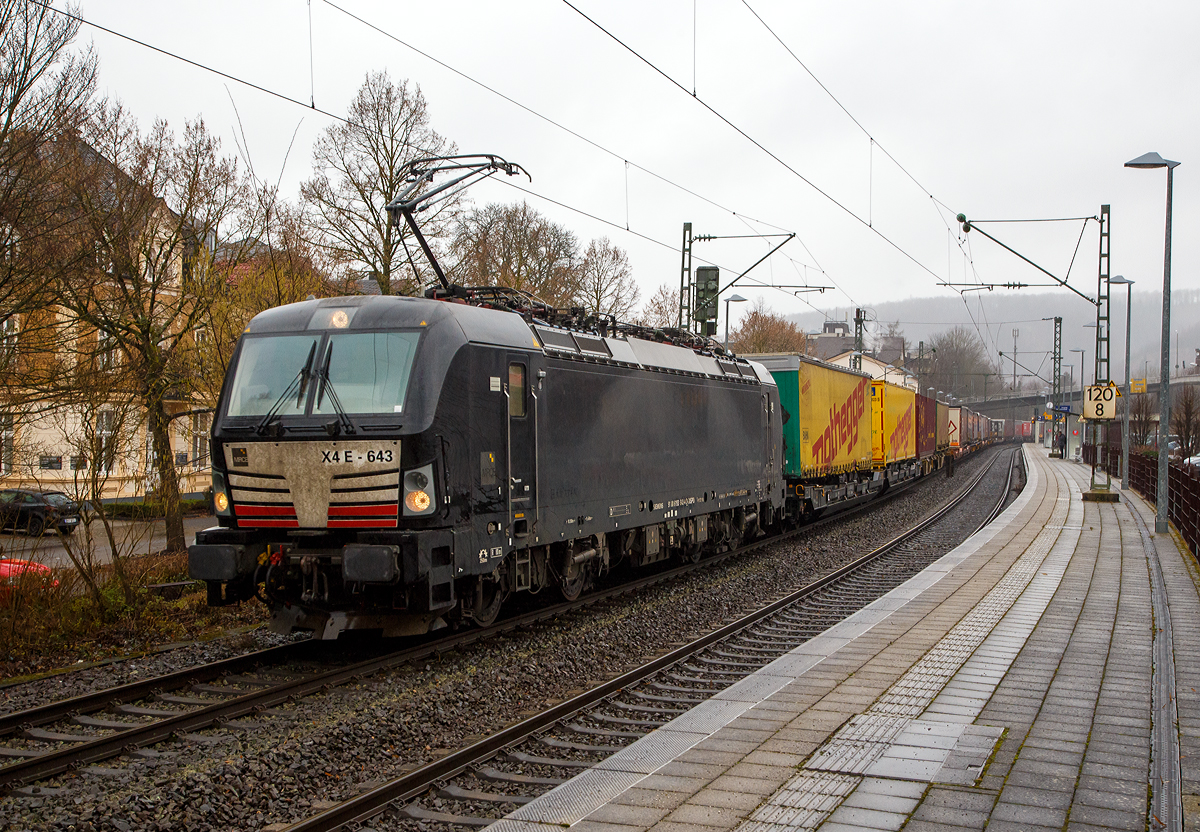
[0, 630, 305, 717]
[0, 447, 1010, 831]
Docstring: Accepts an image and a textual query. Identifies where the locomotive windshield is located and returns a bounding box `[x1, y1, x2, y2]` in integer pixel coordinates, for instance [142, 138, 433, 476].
[225, 331, 421, 417]
[313, 331, 420, 415]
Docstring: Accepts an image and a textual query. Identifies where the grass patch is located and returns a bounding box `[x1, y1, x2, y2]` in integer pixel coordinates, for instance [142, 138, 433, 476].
[0, 552, 269, 682]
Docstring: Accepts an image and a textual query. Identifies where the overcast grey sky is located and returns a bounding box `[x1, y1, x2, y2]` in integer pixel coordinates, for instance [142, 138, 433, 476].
[75, 0, 1199, 345]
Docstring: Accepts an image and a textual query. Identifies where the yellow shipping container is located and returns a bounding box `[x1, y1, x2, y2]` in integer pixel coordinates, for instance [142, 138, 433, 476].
[871, 381, 917, 465]
[752, 354, 873, 478]
[798, 360, 873, 477]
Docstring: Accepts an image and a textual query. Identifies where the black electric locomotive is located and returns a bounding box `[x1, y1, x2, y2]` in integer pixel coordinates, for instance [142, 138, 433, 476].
[189, 293, 785, 637]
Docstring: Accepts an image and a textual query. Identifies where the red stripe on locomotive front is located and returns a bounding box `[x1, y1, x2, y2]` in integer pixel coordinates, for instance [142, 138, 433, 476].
[235, 504, 297, 517]
[328, 504, 399, 517]
[327, 519, 399, 528]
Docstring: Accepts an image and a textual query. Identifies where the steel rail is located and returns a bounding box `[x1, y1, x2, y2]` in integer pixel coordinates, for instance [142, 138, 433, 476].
[0, 445, 1003, 793]
[0, 640, 313, 740]
[280, 448, 1013, 832]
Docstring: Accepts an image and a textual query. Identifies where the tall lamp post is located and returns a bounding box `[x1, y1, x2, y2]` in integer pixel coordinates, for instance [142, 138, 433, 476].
[723, 294, 747, 348]
[1126, 151, 1180, 534]
[1110, 275, 1135, 489]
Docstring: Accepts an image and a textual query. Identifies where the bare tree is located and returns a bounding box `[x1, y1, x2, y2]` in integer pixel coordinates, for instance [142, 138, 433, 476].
[727, 299, 807, 355]
[637, 284, 679, 329]
[926, 325, 998, 399]
[1130, 392, 1156, 447]
[577, 237, 638, 319]
[301, 72, 456, 296]
[1171, 384, 1200, 457]
[0, 0, 97, 373]
[195, 197, 334, 402]
[53, 104, 249, 553]
[449, 201, 581, 307]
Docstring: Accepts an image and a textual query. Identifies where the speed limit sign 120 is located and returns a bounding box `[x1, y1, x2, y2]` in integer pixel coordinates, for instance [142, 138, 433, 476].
[1083, 384, 1119, 420]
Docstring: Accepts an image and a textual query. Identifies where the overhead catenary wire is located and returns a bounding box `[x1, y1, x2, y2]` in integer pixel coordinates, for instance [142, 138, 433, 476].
[559, 0, 949, 293]
[33, 0, 792, 301]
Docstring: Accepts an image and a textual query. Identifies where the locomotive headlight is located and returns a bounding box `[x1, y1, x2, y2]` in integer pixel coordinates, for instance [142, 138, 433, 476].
[404, 489, 431, 513]
[211, 470, 232, 516]
[402, 464, 436, 516]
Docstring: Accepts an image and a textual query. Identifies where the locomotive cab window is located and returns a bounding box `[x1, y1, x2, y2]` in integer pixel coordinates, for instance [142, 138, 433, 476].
[508, 363, 526, 417]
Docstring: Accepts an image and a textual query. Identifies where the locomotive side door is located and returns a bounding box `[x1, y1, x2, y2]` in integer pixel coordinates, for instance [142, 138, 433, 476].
[505, 356, 537, 543]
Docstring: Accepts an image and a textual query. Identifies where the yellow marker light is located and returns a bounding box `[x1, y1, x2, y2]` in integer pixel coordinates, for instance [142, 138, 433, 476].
[404, 490, 431, 513]
[214, 490, 229, 512]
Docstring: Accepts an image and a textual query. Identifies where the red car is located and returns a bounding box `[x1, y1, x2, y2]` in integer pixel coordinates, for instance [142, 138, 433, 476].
[0, 558, 57, 602]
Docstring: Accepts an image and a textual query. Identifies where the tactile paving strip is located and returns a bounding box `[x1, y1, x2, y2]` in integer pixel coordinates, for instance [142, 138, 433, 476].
[485, 449, 1050, 832]
[736, 460, 1078, 832]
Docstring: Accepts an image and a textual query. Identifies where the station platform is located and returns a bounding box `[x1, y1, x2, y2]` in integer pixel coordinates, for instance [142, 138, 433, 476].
[487, 446, 1200, 832]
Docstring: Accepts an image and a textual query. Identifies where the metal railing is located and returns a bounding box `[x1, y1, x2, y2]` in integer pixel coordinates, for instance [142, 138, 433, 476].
[1094, 444, 1200, 557]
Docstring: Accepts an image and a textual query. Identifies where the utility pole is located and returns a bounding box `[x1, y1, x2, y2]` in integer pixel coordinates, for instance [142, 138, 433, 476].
[1012, 328, 1019, 391]
[1051, 316, 1062, 457]
[678, 222, 693, 330]
[852, 308, 865, 373]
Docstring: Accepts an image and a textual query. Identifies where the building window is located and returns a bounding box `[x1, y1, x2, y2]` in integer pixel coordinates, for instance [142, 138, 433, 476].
[96, 410, 117, 474]
[0, 316, 17, 362]
[39, 455, 63, 470]
[97, 330, 120, 370]
[193, 326, 209, 345]
[0, 413, 13, 474]
[191, 412, 210, 468]
[94, 239, 115, 276]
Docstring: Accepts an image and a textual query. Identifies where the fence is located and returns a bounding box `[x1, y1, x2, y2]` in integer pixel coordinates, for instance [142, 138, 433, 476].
[1080, 441, 1199, 557]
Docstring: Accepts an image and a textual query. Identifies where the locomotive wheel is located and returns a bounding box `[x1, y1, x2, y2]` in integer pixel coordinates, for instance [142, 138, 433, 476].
[559, 560, 586, 601]
[471, 578, 504, 628]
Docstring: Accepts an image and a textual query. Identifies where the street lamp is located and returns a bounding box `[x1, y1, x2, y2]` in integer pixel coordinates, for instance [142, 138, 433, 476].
[1126, 151, 1179, 533]
[1110, 275, 1135, 488]
[723, 294, 747, 348]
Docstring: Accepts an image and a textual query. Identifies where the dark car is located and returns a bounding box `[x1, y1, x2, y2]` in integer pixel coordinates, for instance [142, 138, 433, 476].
[0, 489, 82, 536]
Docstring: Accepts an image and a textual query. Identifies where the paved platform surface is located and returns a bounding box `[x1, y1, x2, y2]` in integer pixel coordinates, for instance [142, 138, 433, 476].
[485, 446, 1200, 832]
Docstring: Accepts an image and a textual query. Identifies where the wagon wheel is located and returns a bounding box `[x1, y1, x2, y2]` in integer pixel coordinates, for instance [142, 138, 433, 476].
[26, 515, 45, 537]
[471, 577, 505, 628]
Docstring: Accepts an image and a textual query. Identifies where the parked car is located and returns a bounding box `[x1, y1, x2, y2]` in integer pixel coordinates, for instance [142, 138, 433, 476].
[0, 558, 57, 602]
[0, 489, 83, 536]
[1185, 454, 1200, 469]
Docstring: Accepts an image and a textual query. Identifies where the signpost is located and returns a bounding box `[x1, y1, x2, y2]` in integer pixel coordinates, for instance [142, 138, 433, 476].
[1131, 378, 1147, 394]
[1083, 382, 1121, 421]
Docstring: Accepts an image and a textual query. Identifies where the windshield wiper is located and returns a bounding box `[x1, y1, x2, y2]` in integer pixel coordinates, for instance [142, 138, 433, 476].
[315, 343, 357, 436]
[256, 341, 317, 436]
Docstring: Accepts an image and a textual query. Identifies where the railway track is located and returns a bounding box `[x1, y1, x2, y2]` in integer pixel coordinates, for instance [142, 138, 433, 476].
[0, 445, 1014, 799]
[276, 446, 1023, 832]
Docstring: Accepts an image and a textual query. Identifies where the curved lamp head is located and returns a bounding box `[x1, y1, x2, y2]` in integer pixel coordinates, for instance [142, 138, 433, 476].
[1109, 274, 1134, 286]
[1125, 152, 1180, 170]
